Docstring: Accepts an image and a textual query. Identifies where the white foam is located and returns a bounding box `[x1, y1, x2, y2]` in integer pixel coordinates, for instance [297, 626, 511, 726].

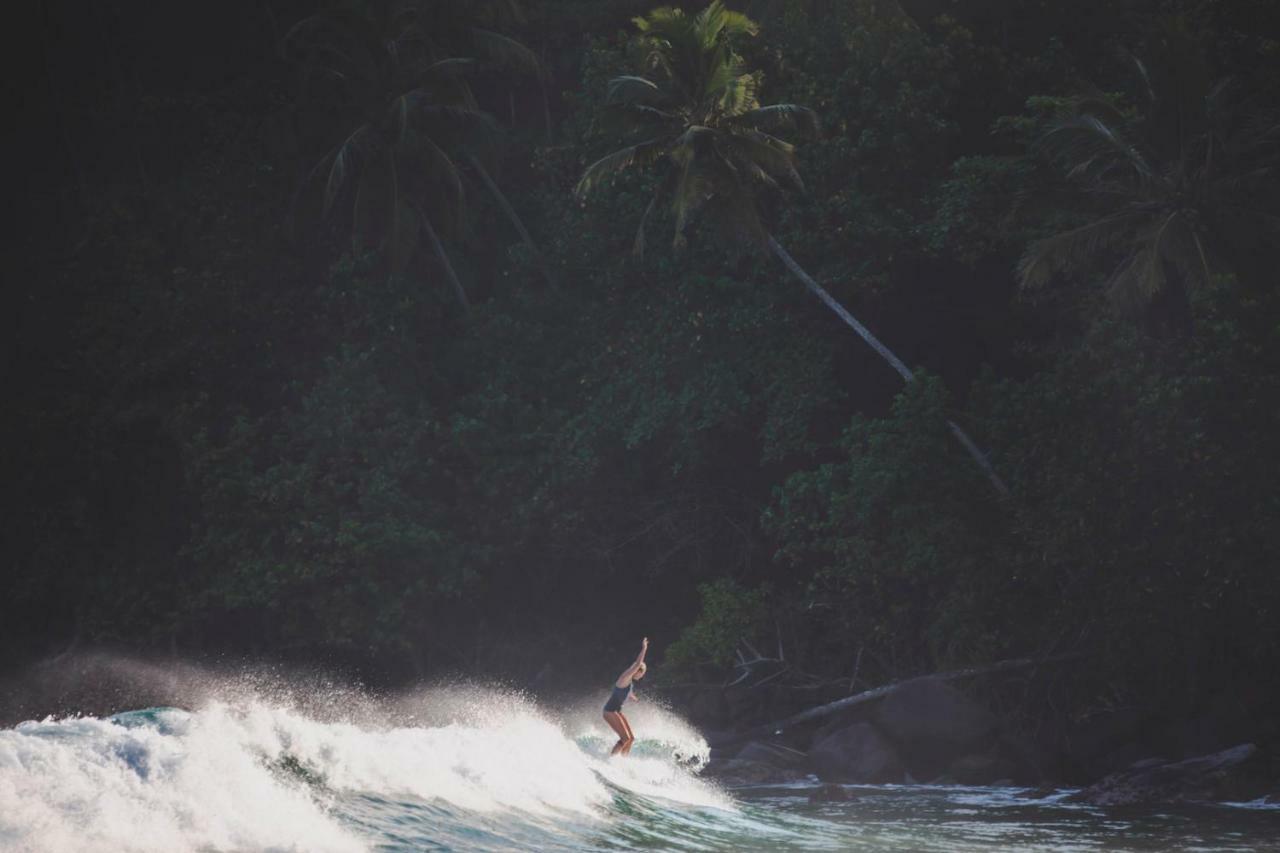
[0, 686, 724, 852]
[0, 709, 361, 853]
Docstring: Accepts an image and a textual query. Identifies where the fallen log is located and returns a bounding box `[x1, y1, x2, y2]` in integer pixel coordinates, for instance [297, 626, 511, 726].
[710, 654, 1078, 748]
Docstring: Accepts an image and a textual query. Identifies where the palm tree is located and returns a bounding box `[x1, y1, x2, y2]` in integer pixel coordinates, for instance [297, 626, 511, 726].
[285, 0, 550, 307]
[1018, 22, 1280, 315]
[575, 2, 1008, 495]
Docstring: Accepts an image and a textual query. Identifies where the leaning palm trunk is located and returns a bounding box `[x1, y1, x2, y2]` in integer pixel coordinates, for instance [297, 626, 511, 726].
[466, 154, 555, 286]
[768, 236, 1009, 497]
[422, 218, 471, 312]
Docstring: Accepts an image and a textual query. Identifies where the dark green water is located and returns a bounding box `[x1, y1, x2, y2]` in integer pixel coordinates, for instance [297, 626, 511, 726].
[337, 780, 1280, 852]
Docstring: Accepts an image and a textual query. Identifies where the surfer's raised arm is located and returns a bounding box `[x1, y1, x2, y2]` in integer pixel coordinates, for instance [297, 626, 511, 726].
[616, 637, 649, 687]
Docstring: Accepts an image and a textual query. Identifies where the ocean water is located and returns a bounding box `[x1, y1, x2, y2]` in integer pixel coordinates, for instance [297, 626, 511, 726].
[2, 684, 1278, 852]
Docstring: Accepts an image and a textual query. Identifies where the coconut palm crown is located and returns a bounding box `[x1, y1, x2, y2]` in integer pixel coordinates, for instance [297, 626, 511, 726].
[1018, 23, 1280, 311]
[285, 0, 547, 307]
[574, 1, 819, 255]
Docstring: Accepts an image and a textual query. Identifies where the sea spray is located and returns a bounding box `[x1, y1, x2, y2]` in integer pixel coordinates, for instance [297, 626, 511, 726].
[0, 708, 363, 852]
[0, 673, 727, 852]
[10, 658, 1267, 852]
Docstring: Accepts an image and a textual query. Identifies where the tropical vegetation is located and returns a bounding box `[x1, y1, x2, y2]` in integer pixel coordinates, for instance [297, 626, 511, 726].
[7, 0, 1280, 744]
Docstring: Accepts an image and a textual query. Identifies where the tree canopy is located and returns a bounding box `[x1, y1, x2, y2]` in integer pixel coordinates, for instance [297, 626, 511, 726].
[7, 0, 1280, 742]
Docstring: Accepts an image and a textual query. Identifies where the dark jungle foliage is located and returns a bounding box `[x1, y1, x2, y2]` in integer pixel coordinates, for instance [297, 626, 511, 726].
[7, 0, 1280, 735]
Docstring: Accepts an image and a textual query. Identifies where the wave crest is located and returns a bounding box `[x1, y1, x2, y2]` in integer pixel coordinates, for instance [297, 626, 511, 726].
[0, 682, 724, 852]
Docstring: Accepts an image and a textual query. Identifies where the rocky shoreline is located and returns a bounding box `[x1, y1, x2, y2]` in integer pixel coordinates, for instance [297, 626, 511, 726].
[689, 677, 1278, 807]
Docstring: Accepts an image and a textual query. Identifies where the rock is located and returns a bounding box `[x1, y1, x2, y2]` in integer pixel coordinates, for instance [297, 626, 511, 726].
[810, 722, 904, 783]
[1067, 743, 1258, 806]
[808, 783, 857, 803]
[704, 758, 804, 786]
[872, 677, 999, 776]
[735, 740, 808, 770]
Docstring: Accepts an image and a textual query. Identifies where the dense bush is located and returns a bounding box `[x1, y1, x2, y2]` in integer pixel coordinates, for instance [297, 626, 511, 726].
[6, 0, 1280, 730]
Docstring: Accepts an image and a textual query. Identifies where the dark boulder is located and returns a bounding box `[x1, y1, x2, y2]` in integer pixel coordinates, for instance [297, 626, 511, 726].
[1067, 743, 1258, 806]
[735, 740, 808, 771]
[872, 677, 999, 777]
[703, 758, 805, 786]
[810, 722, 904, 783]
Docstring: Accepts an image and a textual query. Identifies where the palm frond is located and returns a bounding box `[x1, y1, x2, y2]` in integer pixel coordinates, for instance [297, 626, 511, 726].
[323, 126, 373, 217]
[1107, 238, 1165, 308]
[417, 134, 467, 219]
[670, 125, 715, 159]
[591, 102, 680, 137]
[1040, 113, 1153, 185]
[575, 140, 669, 198]
[714, 68, 761, 116]
[715, 8, 759, 39]
[391, 92, 496, 143]
[1183, 223, 1213, 291]
[623, 103, 683, 126]
[469, 27, 544, 78]
[1152, 211, 1213, 293]
[730, 103, 821, 137]
[419, 57, 479, 78]
[1126, 51, 1158, 113]
[1017, 213, 1141, 289]
[634, 192, 660, 258]
[633, 7, 687, 35]
[721, 129, 802, 191]
[282, 13, 378, 86]
[695, 1, 758, 48]
[629, 169, 678, 257]
[607, 75, 664, 105]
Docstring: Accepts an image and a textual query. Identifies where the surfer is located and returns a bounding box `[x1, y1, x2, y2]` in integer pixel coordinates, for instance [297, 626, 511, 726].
[603, 636, 648, 756]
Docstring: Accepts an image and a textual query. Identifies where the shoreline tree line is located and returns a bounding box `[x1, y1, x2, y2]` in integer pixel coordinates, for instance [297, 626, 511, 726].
[6, 0, 1279, 740]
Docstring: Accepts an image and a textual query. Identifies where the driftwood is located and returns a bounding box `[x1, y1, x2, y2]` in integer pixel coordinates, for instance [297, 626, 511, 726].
[712, 654, 1077, 748]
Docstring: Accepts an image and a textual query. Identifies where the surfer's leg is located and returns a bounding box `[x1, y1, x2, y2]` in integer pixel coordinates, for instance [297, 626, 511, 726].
[616, 713, 636, 756]
[603, 711, 630, 755]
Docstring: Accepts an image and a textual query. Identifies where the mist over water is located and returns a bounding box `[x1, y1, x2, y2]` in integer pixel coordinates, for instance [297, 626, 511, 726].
[2, 657, 1278, 852]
